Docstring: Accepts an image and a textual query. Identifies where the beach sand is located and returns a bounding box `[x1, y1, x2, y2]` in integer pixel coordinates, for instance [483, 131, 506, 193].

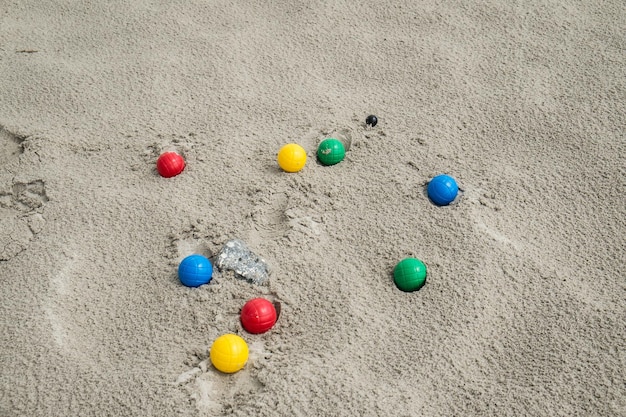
[1, 1, 624, 416]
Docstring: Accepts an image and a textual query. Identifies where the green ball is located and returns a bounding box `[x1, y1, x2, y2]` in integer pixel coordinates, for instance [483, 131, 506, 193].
[393, 258, 427, 292]
[317, 138, 345, 166]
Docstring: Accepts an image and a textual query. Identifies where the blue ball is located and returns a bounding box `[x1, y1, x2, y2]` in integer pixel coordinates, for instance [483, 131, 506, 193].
[427, 174, 459, 206]
[178, 254, 213, 287]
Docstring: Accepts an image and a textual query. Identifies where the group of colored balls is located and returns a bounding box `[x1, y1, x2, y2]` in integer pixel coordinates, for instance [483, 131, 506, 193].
[161, 115, 458, 343]
[275, 117, 459, 207]
[277, 115, 367, 173]
[277, 136, 346, 173]
[391, 174, 458, 290]
[155, 123, 459, 207]
[274, 116, 461, 293]
[178, 254, 278, 373]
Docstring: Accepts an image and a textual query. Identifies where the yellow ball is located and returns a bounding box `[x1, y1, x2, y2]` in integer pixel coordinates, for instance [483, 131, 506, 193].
[277, 143, 307, 172]
[210, 334, 249, 373]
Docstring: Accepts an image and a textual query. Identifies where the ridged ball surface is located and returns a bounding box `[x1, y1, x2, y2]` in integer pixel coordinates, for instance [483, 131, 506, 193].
[210, 334, 249, 373]
[241, 298, 277, 334]
[178, 254, 213, 287]
[393, 257, 427, 292]
[427, 174, 459, 206]
[317, 138, 345, 166]
[277, 143, 307, 172]
[156, 152, 185, 178]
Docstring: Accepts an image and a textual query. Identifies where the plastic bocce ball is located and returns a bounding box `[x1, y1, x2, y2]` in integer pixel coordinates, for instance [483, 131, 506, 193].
[210, 334, 249, 373]
[277, 143, 307, 172]
[241, 298, 277, 334]
[393, 257, 427, 292]
[157, 152, 185, 178]
[317, 138, 345, 166]
[178, 254, 213, 287]
[366, 115, 378, 127]
[427, 174, 459, 206]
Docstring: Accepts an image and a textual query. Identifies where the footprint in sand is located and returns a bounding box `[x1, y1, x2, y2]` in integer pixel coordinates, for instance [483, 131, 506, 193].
[463, 185, 519, 249]
[43, 244, 98, 367]
[0, 126, 48, 261]
[176, 341, 269, 414]
[245, 184, 329, 249]
[0, 125, 25, 161]
[245, 189, 291, 244]
[167, 218, 284, 412]
[247, 123, 361, 246]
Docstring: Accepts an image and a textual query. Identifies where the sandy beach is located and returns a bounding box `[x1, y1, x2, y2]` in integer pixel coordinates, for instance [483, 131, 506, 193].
[1, 1, 625, 416]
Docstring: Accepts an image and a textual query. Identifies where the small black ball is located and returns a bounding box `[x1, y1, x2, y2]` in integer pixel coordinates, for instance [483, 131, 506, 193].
[365, 115, 378, 127]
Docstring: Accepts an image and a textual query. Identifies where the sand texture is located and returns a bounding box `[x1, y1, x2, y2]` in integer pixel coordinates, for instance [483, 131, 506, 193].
[1, 1, 625, 416]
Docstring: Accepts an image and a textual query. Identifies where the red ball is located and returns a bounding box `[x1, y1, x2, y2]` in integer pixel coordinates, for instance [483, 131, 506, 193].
[156, 152, 185, 178]
[240, 298, 277, 334]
